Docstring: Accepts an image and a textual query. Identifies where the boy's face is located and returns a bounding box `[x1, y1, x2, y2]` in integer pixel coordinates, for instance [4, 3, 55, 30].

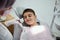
[23, 12, 36, 26]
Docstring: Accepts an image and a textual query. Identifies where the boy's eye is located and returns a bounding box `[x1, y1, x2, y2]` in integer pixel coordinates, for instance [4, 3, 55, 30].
[23, 14, 32, 19]
[28, 14, 32, 17]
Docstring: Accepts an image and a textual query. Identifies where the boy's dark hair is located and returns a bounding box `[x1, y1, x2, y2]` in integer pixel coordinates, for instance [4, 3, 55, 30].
[5, 0, 15, 8]
[22, 8, 36, 18]
[0, 0, 15, 10]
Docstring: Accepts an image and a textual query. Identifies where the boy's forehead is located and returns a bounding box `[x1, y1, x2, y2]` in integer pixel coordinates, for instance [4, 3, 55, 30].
[24, 12, 34, 14]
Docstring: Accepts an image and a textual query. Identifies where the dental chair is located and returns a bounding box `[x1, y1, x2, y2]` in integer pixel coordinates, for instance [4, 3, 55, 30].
[12, 7, 55, 40]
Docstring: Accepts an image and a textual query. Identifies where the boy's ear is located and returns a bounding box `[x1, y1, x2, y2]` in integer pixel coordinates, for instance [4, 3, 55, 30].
[35, 15, 37, 18]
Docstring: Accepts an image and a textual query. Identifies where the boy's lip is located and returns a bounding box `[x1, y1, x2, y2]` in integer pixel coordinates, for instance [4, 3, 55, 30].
[26, 19, 31, 22]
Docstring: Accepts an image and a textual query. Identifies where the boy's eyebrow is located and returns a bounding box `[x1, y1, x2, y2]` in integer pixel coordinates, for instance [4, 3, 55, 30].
[23, 14, 32, 16]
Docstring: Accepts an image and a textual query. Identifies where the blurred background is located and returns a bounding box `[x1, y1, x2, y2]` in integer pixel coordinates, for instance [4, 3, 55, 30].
[12, 0, 55, 26]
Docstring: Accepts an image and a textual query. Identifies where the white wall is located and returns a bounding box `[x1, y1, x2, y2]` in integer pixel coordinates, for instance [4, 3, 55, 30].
[13, 0, 55, 27]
